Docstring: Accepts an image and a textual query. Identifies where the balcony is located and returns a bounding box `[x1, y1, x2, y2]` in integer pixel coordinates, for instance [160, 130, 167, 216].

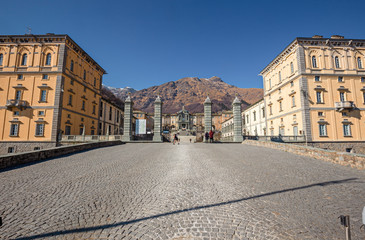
[335, 101, 354, 111]
[6, 99, 28, 110]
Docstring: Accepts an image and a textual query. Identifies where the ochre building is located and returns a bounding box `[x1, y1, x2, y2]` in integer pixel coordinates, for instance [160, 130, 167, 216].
[0, 34, 106, 154]
[260, 35, 365, 152]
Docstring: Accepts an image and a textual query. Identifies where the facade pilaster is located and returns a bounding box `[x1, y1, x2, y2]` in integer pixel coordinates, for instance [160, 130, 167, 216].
[153, 96, 163, 142]
[122, 94, 133, 142]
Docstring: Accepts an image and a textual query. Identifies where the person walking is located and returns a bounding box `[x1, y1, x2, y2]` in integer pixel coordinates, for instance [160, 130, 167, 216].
[205, 132, 209, 142]
[209, 130, 214, 143]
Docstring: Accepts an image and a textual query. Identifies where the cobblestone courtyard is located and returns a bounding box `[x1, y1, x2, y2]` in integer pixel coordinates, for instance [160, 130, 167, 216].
[1, 143, 365, 239]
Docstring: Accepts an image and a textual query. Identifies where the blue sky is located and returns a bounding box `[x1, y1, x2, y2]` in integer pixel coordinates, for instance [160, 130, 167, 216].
[1, 0, 365, 90]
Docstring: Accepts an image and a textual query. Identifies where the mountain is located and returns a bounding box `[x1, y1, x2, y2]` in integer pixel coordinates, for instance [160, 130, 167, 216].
[105, 77, 263, 114]
[101, 86, 125, 110]
[103, 85, 137, 99]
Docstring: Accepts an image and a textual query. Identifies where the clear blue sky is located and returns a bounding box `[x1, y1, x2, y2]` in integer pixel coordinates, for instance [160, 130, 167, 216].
[1, 0, 365, 90]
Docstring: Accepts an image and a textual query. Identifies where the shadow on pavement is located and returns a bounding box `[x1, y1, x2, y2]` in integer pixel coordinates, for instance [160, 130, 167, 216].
[14, 177, 358, 240]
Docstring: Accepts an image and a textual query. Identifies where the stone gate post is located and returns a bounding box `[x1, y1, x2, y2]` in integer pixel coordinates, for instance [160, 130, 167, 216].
[232, 96, 244, 142]
[204, 95, 212, 142]
[122, 94, 133, 142]
[153, 95, 163, 142]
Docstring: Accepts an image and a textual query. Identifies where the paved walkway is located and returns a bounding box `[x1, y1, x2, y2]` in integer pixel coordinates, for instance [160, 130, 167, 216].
[0, 143, 364, 239]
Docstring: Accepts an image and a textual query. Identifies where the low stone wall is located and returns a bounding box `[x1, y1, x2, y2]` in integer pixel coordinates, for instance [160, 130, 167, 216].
[289, 141, 365, 155]
[0, 141, 57, 155]
[243, 140, 365, 170]
[0, 141, 123, 170]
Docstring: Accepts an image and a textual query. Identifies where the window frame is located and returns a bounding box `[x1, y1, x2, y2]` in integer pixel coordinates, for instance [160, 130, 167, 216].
[0, 53, 3, 66]
[343, 124, 351, 137]
[39, 89, 47, 102]
[312, 56, 317, 68]
[10, 123, 19, 136]
[45, 53, 52, 66]
[358, 57, 363, 69]
[319, 124, 327, 137]
[35, 123, 45, 136]
[21, 53, 27, 66]
[335, 56, 340, 68]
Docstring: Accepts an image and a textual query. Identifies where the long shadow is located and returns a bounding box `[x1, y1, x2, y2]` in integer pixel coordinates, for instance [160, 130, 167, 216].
[14, 178, 357, 240]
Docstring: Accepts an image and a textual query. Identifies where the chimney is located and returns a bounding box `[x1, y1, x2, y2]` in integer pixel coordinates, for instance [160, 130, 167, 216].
[331, 35, 344, 39]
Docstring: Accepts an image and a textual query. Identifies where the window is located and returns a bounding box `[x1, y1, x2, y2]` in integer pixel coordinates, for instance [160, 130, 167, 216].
[358, 57, 363, 69]
[91, 130, 95, 135]
[253, 112, 256, 121]
[34, 147, 40, 151]
[316, 91, 322, 103]
[70, 79, 74, 85]
[83, 86, 86, 92]
[279, 71, 282, 82]
[92, 105, 96, 115]
[312, 56, 317, 68]
[279, 101, 283, 111]
[362, 77, 365, 83]
[290, 81, 294, 87]
[38, 111, 45, 116]
[67, 114, 71, 118]
[94, 78, 96, 87]
[109, 125, 112, 134]
[343, 124, 351, 136]
[116, 110, 119, 122]
[45, 53, 51, 66]
[278, 88, 281, 93]
[109, 106, 112, 120]
[21, 54, 27, 66]
[79, 127, 84, 135]
[269, 105, 272, 115]
[262, 108, 265, 117]
[8, 147, 15, 153]
[83, 70, 86, 80]
[318, 112, 323, 117]
[319, 124, 327, 136]
[35, 123, 45, 136]
[42, 74, 48, 80]
[70, 60, 74, 72]
[13, 111, 20, 116]
[246, 115, 249, 124]
[335, 56, 340, 68]
[15, 90, 22, 100]
[363, 92, 365, 103]
[68, 94, 73, 106]
[339, 92, 345, 102]
[65, 125, 71, 135]
[292, 95, 295, 107]
[0, 53, 3, 66]
[10, 123, 19, 136]
[315, 76, 320, 82]
[338, 76, 343, 82]
[290, 62, 294, 73]
[17, 74, 23, 80]
[342, 112, 347, 116]
[81, 100, 85, 110]
[269, 79, 271, 89]
[40, 90, 47, 102]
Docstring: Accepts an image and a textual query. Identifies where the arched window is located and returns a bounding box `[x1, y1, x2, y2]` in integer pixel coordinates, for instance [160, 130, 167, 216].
[290, 62, 294, 73]
[21, 53, 27, 66]
[312, 56, 317, 68]
[335, 56, 340, 68]
[45, 53, 51, 65]
[70, 60, 74, 72]
[357, 57, 363, 69]
[0, 54, 3, 66]
[83, 70, 86, 80]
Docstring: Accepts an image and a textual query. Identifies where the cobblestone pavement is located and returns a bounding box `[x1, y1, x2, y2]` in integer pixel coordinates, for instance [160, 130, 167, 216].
[1, 143, 365, 240]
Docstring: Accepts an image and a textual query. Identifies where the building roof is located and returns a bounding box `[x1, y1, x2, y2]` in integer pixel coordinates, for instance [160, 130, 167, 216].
[0, 34, 106, 74]
[259, 36, 365, 75]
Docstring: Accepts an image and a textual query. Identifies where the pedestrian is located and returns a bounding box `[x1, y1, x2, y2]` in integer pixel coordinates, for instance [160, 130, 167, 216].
[190, 138, 192, 143]
[174, 134, 179, 145]
[209, 130, 214, 143]
[205, 132, 209, 142]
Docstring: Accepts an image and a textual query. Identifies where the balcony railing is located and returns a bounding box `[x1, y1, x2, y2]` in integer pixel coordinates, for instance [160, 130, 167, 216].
[243, 135, 306, 143]
[6, 99, 28, 109]
[335, 101, 354, 111]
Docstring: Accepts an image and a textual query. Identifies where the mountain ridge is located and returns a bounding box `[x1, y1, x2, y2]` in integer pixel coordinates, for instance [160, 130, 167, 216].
[104, 76, 263, 113]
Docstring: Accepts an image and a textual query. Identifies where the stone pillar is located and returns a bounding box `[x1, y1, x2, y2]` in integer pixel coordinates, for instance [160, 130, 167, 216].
[204, 95, 212, 142]
[122, 94, 133, 142]
[153, 95, 163, 142]
[233, 96, 244, 142]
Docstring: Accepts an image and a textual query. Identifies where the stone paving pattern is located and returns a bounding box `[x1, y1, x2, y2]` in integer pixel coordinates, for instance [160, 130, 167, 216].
[0, 143, 365, 239]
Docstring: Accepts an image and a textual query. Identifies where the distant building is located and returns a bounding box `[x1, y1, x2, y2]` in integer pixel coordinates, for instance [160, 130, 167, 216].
[99, 99, 123, 135]
[0, 34, 106, 154]
[221, 117, 234, 141]
[242, 99, 265, 136]
[260, 35, 365, 152]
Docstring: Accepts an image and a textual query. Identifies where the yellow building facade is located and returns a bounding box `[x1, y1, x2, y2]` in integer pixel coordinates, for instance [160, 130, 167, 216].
[0, 34, 106, 154]
[261, 35, 365, 152]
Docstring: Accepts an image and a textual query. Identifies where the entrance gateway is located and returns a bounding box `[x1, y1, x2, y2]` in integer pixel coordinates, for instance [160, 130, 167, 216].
[121, 95, 243, 142]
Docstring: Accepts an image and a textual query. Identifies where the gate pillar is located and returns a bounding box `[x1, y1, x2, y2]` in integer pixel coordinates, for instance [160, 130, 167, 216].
[153, 95, 163, 142]
[204, 95, 212, 142]
[122, 94, 133, 142]
[232, 95, 244, 142]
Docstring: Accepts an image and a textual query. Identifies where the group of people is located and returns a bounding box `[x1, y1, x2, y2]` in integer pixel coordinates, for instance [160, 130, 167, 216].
[173, 134, 180, 145]
[205, 130, 214, 143]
